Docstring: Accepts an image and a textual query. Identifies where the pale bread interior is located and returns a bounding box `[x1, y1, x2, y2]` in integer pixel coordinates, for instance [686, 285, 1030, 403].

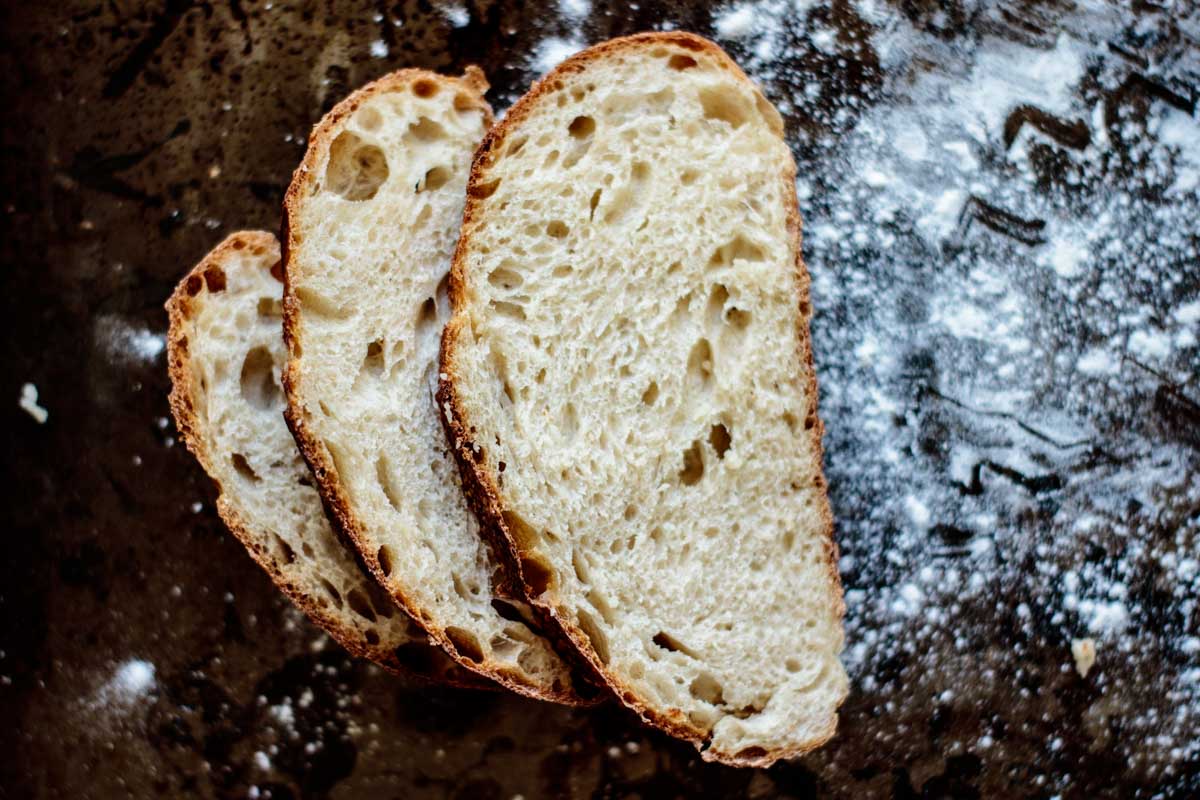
[167, 232, 468, 682]
[284, 71, 579, 699]
[443, 37, 847, 762]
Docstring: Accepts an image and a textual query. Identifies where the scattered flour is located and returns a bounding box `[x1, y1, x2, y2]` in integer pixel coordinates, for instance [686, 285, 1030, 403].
[94, 314, 165, 363]
[438, 2, 469, 28]
[91, 659, 156, 717]
[530, 35, 586, 75]
[369, 40, 387, 59]
[558, 0, 590, 20]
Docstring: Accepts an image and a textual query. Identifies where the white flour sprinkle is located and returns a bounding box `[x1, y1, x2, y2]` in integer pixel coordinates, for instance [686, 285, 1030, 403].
[558, 0, 590, 20]
[19, 382, 48, 423]
[530, 35, 586, 75]
[94, 314, 165, 363]
[439, 2, 469, 28]
[369, 40, 387, 59]
[92, 659, 156, 714]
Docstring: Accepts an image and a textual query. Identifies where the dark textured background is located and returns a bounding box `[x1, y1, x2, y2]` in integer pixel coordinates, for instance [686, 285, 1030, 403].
[2, 1, 1198, 798]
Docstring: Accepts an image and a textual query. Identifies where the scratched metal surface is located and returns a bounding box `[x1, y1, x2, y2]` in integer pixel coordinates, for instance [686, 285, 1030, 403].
[1, 1, 1198, 798]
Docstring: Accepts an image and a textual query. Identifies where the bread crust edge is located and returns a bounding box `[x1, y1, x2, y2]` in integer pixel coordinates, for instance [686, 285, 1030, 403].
[438, 31, 847, 765]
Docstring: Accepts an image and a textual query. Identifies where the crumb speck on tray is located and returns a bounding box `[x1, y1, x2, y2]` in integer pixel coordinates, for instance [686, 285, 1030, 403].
[19, 382, 48, 423]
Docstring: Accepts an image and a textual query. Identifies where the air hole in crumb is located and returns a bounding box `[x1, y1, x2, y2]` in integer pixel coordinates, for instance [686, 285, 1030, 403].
[185, 275, 203, 296]
[561, 401, 579, 441]
[240, 346, 279, 410]
[782, 530, 796, 550]
[641, 381, 659, 405]
[679, 441, 705, 486]
[785, 657, 801, 672]
[445, 626, 484, 663]
[294, 287, 349, 318]
[588, 189, 602, 221]
[347, 588, 377, 622]
[418, 165, 451, 192]
[231, 453, 260, 482]
[453, 92, 475, 111]
[412, 78, 438, 98]
[709, 423, 732, 459]
[406, 116, 446, 142]
[520, 551, 556, 597]
[472, 177, 501, 199]
[707, 283, 730, 325]
[491, 598, 528, 624]
[698, 85, 751, 128]
[452, 573, 479, 600]
[576, 608, 610, 664]
[363, 340, 385, 377]
[272, 534, 295, 564]
[708, 234, 766, 269]
[507, 135, 528, 156]
[257, 297, 283, 318]
[805, 413, 817, 430]
[203, 265, 226, 293]
[681, 169, 698, 185]
[319, 578, 344, 608]
[783, 411, 799, 432]
[270, 261, 285, 282]
[653, 631, 699, 658]
[623, 504, 637, 520]
[376, 455, 404, 513]
[572, 550, 591, 584]
[727, 307, 752, 330]
[669, 54, 698, 70]
[378, 546, 394, 576]
[490, 300, 527, 321]
[325, 131, 389, 201]
[546, 220, 569, 238]
[416, 296, 439, 343]
[686, 339, 714, 391]
[488, 264, 523, 290]
[503, 510, 542, 550]
[364, 629, 380, 646]
[356, 106, 383, 131]
[568, 115, 595, 139]
[690, 672, 725, 705]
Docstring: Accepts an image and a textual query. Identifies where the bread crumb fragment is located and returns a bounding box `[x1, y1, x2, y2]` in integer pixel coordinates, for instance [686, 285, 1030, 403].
[1072, 637, 1096, 677]
[19, 382, 47, 423]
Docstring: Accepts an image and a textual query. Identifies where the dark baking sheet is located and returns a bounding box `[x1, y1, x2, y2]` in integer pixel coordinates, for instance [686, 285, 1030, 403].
[1, 1, 1198, 797]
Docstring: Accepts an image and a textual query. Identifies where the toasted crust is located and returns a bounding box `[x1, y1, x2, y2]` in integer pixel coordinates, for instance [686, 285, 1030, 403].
[166, 231, 488, 688]
[438, 32, 846, 765]
[279, 69, 596, 706]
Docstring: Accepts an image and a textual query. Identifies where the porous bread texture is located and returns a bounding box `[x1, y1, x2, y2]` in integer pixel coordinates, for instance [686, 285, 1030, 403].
[282, 69, 585, 703]
[440, 33, 848, 765]
[166, 231, 480, 686]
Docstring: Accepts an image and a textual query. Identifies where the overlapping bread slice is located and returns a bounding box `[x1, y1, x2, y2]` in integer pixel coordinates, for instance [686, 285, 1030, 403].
[282, 69, 587, 702]
[166, 231, 482, 685]
[439, 33, 848, 764]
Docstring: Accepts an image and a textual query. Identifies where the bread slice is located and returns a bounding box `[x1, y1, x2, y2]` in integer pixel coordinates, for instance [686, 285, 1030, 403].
[166, 231, 482, 686]
[439, 33, 848, 765]
[282, 69, 587, 702]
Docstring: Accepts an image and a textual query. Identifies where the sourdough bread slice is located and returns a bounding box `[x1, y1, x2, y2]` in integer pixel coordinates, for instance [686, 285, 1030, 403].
[166, 231, 480, 686]
[439, 33, 848, 764]
[282, 69, 586, 702]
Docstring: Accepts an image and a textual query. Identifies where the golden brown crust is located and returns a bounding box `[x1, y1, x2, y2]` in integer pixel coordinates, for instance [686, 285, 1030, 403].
[279, 69, 594, 706]
[166, 231, 489, 689]
[438, 32, 846, 764]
